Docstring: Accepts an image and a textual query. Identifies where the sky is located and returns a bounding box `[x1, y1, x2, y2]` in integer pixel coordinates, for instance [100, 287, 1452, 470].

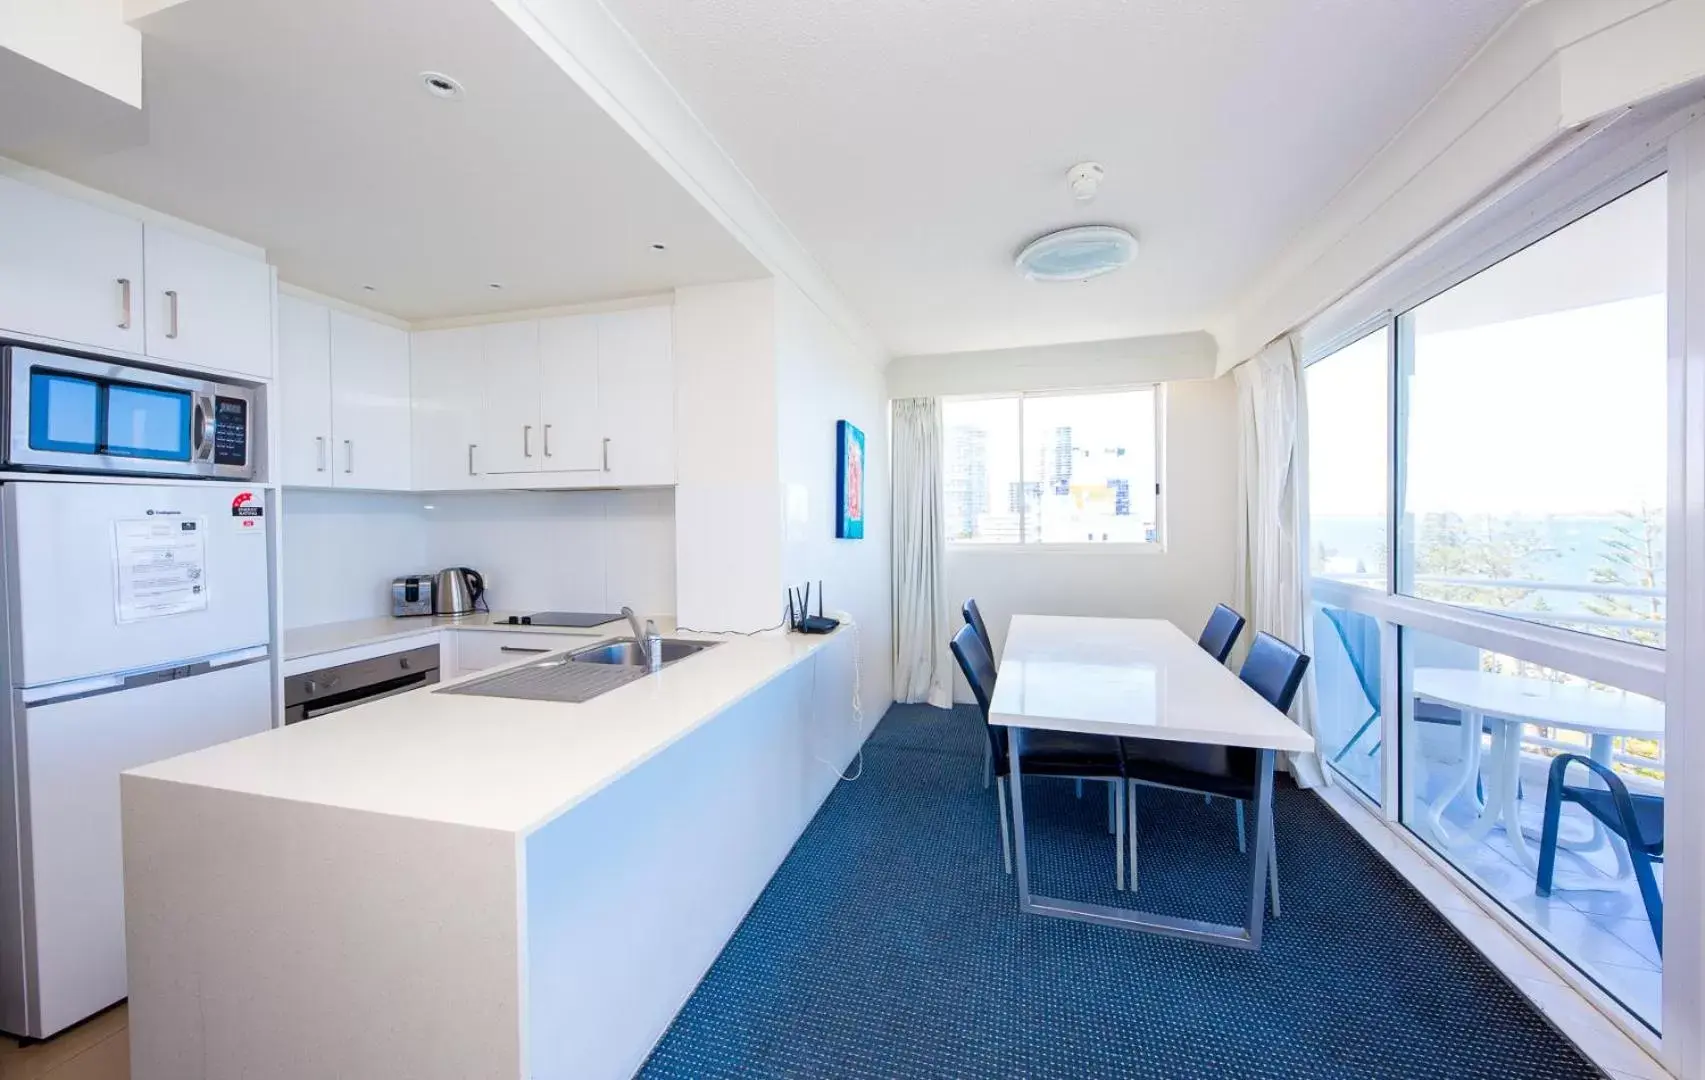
[1306, 174, 1668, 520]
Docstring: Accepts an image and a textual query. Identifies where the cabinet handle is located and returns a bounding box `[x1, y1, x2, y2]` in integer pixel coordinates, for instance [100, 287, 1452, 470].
[602, 437, 610, 472]
[543, 423, 552, 458]
[344, 439, 354, 474]
[164, 290, 180, 339]
[523, 425, 532, 458]
[499, 645, 550, 654]
[117, 278, 132, 330]
[315, 435, 327, 472]
[468, 443, 478, 476]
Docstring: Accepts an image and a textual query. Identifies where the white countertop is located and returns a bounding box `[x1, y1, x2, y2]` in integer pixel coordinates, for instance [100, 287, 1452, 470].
[132, 626, 845, 835]
[282, 612, 634, 662]
[989, 615, 1315, 753]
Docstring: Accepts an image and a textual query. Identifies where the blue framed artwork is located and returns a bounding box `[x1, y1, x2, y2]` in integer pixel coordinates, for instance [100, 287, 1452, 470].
[835, 420, 865, 540]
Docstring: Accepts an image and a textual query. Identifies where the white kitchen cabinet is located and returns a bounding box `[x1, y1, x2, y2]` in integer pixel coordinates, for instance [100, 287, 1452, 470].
[454, 631, 594, 674]
[410, 327, 485, 490]
[597, 307, 675, 486]
[328, 310, 412, 490]
[276, 295, 334, 485]
[0, 176, 146, 355]
[480, 321, 541, 475]
[538, 315, 603, 474]
[142, 226, 273, 378]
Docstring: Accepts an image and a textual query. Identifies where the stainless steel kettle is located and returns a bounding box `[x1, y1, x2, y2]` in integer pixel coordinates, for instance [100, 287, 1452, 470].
[432, 567, 485, 615]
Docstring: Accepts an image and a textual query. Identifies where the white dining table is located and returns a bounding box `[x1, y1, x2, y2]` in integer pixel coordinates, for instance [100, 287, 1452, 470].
[988, 615, 1314, 949]
[1413, 668, 1664, 875]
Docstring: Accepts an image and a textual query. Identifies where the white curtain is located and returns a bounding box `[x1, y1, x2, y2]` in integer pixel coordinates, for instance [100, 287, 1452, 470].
[890, 397, 954, 708]
[1234, 338, 1327, 789]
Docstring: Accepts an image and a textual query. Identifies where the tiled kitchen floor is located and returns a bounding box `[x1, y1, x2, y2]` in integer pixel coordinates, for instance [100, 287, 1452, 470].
[0, 1005, 128, 1080]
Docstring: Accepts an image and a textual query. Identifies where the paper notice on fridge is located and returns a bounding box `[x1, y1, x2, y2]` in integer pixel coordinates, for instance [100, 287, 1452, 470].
[113, 517, 208, 623]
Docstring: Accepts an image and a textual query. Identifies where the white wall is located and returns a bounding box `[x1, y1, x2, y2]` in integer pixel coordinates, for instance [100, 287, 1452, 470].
[280, 488, 675, 628]
[774, 277, 895, 712]
[886, 330, 1217, 398]
[939, 377, 1238, 700]
[672, 280, 783, 632]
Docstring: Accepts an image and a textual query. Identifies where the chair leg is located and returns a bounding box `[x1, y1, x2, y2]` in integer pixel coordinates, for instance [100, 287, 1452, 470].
[1107, 780, 1117, 834]
[1535, 779, 1567, 898]
[1629, 848, 1663, 957]
[1115, 780, 1126, 892]
[996, 776, 1013, 875]
[1235, 801, 1247, 854]
[982, 739, 992, 790]
[1128, 780, 1139, 893]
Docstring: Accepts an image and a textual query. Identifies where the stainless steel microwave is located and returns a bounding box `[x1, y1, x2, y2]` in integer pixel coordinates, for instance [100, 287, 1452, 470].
[3, 346, 255, 480]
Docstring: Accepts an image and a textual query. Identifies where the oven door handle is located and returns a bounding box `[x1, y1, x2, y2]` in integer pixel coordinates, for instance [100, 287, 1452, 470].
[297, 670, 434, 721]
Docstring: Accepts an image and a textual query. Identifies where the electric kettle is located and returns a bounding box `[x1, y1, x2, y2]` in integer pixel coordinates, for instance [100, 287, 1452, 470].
[432, 567, 485, 615]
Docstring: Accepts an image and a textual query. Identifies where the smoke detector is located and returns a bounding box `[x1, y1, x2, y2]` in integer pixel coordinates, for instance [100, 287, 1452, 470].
[1067, 162, 1105, 202]
[1015, 225, 1138, 282]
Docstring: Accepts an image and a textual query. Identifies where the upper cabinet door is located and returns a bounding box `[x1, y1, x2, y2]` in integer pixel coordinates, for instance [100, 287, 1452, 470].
[143, 226, 273, 379]
[538, 315, 603, 473]
[597, 307, 675, 486]
[480, 321, 541, 474]
[410, 327, 485, 490]
[0, 177, 145, 355]
[328, 311, 411, 490]
[276, 295, 334, 487]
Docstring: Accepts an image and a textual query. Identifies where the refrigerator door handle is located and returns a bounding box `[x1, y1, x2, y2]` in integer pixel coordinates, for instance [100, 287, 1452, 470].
[20, 647, 269, 707]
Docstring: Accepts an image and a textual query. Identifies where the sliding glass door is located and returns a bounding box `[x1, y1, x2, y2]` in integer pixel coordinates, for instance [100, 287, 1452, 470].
[1303, 172, 1671, 1032]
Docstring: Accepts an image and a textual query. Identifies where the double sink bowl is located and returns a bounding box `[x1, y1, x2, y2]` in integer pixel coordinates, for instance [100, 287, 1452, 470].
[438, 637, 720, 704]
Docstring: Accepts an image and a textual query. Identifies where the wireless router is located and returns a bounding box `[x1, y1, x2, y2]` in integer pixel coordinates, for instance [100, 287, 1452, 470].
[790, 581, 840, 635]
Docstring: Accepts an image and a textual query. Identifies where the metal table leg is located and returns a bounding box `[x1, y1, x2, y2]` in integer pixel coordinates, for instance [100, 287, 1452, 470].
[1008, 727, 1277, 950]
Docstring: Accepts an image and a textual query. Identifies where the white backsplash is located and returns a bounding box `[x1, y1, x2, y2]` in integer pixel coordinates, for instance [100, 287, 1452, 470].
[280, 488, 676, 629]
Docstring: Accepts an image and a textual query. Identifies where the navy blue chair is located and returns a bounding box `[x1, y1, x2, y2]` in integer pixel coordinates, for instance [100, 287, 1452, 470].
[962, 598, 993, 661]
[1123, 631, 1309, 908]
[950, 624, 1128, 886]
[1537, 754, 1664, 954]
[1198, 604, 1246, 664]
[962, 599, 997, 788]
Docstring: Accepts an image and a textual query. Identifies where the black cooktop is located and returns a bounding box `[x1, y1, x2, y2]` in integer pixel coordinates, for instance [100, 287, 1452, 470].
[504, 611, 626, 628]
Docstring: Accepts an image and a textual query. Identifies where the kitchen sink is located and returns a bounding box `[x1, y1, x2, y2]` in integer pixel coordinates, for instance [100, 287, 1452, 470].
[568, 638, 717, 667]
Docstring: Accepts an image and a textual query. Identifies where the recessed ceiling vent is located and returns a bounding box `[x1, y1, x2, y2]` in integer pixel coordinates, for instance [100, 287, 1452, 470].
[1015, 225, 1138, 282]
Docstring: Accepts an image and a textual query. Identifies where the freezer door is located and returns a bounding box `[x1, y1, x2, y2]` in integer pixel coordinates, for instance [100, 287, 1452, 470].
[2, 482, 270, 687]
[15, 659, 272, 1037]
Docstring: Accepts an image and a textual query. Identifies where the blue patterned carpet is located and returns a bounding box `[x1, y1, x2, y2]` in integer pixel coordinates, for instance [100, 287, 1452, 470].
[639, 703, 1602, 1079]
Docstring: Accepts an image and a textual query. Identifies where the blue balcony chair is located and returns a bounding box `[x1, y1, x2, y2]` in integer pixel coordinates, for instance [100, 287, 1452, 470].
[950, 624, 1129, 888]
[1123, 631, 1309, 909]
[1198, 604, 1247, 664]
[1536, 754, 1664, 955]
[962, 599, 996, 788]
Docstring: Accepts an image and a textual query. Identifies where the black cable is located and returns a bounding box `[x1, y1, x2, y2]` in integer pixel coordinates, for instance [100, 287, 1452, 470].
[675, 604, 790, 636]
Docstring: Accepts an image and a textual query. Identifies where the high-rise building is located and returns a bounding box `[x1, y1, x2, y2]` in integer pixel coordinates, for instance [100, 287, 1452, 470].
[945, 426, 988, 539]
[1050, 426, 1074, 495]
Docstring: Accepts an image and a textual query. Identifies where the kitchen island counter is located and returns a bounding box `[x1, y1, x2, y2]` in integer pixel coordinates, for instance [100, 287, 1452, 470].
[121, 625, 863, 1080]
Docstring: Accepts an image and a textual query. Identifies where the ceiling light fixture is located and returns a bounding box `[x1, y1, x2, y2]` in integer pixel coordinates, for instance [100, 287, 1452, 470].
[420, 72, 465, 101]
[1014, 225, 1138, 282]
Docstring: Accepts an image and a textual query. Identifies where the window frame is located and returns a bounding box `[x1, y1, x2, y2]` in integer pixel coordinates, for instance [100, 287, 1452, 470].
[1300, 146, 1679, 1046]
[941, 383, 1167, 553]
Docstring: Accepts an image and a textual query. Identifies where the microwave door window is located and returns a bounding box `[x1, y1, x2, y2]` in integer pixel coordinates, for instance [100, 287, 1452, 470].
[106, 384, 191, 461]
[28, 372, 101, 454]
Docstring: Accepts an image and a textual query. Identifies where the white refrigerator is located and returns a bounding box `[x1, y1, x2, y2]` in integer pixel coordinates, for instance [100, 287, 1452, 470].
[0, 481, 274, 1038]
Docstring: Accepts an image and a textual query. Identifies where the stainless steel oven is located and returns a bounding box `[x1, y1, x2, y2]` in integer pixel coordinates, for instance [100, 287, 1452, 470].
[3, 345, 255, 480]
[283, 644, 441, 724]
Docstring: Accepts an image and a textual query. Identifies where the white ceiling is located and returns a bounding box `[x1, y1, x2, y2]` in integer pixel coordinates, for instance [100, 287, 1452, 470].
[599, 0, 1522, 357]
[17, 0, 765, 321]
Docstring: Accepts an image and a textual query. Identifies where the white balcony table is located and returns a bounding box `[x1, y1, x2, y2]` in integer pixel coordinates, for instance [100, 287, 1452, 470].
[1413, 668, 1664, 876]
[988, 615, 1314, 949]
